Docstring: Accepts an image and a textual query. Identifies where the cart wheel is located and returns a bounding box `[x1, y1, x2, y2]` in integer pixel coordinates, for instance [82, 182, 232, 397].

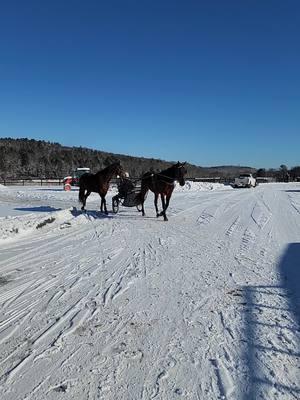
[112, 198, 119, 214]
[136, 204, 143, 212]
[64, 183, 71, 191]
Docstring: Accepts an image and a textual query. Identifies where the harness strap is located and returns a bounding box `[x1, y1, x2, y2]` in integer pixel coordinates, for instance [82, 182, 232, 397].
[150, 173, 175, 187]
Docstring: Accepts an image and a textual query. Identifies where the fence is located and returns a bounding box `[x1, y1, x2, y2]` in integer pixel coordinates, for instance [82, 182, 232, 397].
[0, 178, 63, 186]
[0, 177, 234, 187]
[0, 177, 227, 186]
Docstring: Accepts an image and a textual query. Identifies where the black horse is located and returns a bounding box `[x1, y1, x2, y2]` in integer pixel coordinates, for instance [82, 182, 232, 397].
[138, 162, 187, 221]
[79, 162, 124, 213]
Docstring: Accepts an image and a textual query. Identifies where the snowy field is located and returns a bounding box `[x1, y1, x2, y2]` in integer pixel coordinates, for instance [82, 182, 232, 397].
[0, 182, 299, 399]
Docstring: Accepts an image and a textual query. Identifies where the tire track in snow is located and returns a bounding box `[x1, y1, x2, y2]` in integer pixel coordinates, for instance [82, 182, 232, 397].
[0, 184, 299, 399]
[225, 216, 241, 237]
[156, 187, 282, 399]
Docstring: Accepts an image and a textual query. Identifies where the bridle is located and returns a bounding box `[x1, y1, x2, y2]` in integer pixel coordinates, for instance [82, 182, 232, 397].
[149, 164, 186, 186]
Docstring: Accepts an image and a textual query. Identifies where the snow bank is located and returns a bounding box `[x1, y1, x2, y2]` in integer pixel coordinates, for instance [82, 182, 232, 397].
[0, 185, 119, 204]
[0, 207, 97, 241]
[175, 181, 232, 192]
[0, 182, 229, 205]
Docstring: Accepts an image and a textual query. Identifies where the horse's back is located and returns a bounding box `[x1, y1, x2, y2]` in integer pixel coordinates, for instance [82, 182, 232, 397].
[79, 173, 92, 185]
[79, 173, 98, 191]
[141, 171, 175, 195]
[141, 172, 153, 188]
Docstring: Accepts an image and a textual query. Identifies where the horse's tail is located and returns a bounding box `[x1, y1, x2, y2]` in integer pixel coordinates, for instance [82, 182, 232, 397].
[79, 186, 85, 205]
[137, 173, 150, 203]
[136, 189, 147, 205]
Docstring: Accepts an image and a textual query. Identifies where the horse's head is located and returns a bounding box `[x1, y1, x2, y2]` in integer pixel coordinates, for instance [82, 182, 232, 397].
[111, 161, 126, 178]
[175, 161, 187, 186]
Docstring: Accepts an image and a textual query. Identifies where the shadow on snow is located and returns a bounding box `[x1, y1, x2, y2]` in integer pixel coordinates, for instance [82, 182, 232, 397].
[70, 208, 114, 219]
[240, 243, 300, 399]
[14, 206, 62, 213]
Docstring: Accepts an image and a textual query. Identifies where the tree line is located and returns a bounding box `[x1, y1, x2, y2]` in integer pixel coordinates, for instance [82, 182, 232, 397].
[0, 138, 209, 179]
[256, 165, 300, 182]
[0, 138, 298, 181]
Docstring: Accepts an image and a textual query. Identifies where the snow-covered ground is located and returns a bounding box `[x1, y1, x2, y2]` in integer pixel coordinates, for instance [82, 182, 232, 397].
[0, 182, 299, 399]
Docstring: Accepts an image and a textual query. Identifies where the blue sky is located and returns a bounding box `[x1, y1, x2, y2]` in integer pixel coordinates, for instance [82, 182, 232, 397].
[0, 0, 299, 168]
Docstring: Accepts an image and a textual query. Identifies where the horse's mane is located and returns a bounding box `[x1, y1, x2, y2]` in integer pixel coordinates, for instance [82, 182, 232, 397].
[158, 163, 179, 177]
[95, 162, 120, 176]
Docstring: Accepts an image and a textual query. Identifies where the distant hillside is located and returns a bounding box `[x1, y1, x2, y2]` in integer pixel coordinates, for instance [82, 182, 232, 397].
[206, 165, 257, 177]
[0, 138, 255, 179]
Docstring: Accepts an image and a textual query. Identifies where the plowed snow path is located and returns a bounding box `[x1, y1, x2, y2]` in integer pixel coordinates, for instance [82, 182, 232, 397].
[0, 184, 299, 399]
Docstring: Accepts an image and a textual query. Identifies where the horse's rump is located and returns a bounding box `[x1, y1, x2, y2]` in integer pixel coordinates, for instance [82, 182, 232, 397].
[79, 173, 100, 193]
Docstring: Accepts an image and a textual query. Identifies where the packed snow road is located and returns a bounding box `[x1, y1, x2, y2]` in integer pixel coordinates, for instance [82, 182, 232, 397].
[0, 183, 299, 399]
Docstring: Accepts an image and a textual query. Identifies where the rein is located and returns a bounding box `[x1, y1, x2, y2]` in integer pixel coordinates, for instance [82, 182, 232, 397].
[98, 165, 123, 182]
[147, 172, 178, 186]
[156, 173, 177, 185]
[139, 164, 186, 188]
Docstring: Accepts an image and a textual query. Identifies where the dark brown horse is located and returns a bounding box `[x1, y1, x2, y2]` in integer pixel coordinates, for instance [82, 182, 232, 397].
[79, 162, 124, 213]
[139, 162, 187, 221]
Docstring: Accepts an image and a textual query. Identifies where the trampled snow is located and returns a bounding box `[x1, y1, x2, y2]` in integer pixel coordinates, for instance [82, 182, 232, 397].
[0, 182, 299, 399]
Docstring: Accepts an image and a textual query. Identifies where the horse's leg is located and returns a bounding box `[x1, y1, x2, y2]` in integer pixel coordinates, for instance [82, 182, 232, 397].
[165, 193, 171, 212]
[154, 193, 159, 217]
[79, 187, 86, 210]
[100, 195, 108, 214]
[160, 194, 168, 221]
[139, 187, 148, 216]
[99, 194, 104, 212]
[100, 194, 103, 212]
[139, 192, 145, 216]
[82, 191, 91, 211]
[141, 199, 145, 216]
[159, 188, 173, 217]
[80, 190, 85, 211]
[103, 196, 108, 214]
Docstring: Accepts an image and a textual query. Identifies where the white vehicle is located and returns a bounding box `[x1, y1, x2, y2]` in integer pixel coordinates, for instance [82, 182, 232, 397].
[234, 173, 256, 188]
